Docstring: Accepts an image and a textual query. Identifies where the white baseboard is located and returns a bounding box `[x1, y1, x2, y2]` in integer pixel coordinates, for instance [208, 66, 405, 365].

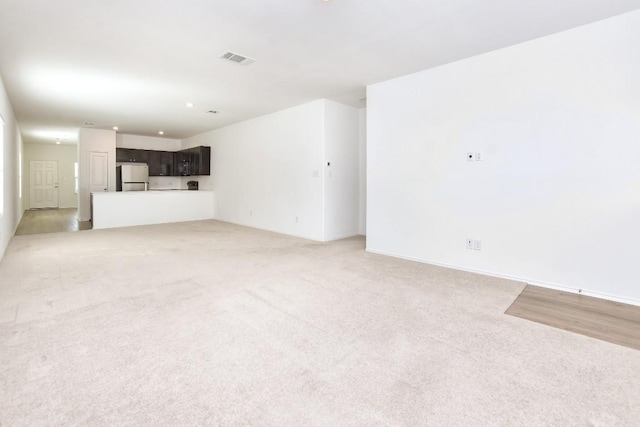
[366, 248, 640, 307]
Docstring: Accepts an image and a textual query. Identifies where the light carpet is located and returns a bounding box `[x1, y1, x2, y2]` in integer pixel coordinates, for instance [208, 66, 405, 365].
[0, 220, 638, 425]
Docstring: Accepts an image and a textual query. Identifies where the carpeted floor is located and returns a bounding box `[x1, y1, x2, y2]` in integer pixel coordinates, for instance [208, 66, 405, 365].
[0, 220, 638, 425]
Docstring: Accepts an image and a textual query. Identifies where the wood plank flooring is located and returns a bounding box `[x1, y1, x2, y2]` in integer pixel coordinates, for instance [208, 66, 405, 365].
[15, 208, 92, 236]
[506, 285, 640, 351]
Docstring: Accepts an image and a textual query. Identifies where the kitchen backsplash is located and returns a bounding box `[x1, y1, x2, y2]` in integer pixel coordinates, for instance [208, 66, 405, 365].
[149, 176, 180, 190]
[149, 175, 213, 190]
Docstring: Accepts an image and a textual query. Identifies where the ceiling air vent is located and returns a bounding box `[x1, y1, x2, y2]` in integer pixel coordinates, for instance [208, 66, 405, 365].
[219, 51, 255, 65]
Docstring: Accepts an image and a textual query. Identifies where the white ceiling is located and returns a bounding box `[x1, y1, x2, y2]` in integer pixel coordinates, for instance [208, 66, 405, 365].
[1, 0, 639, 145]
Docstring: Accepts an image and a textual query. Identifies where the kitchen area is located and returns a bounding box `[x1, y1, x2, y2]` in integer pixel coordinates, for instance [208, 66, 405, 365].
[90, 140, 214, 229]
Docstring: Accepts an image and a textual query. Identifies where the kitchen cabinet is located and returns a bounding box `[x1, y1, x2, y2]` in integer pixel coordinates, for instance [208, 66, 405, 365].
[116, 148, 149, 163]
[117, 146, 210, 176]
[188, 146, 210, 176]
[188, 148, 199, 175]
[148, 150, 174, 176]
[174, 146, 210, 176]
[174, 150, 191, 176]
[198, 146, 211, 175]
[116, 148, 132, 162]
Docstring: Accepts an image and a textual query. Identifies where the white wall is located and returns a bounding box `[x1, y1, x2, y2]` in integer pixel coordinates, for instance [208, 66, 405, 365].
[323, 100, 360, 241]
[367, 10, 640, 304]
[116, 134, 181, 152]
[23, 143, 78, 209]
[78, 128, 116, 221]
[0, 74, 23, 260]
[184, 100, 326, 240]
[183, 99, 361, 241]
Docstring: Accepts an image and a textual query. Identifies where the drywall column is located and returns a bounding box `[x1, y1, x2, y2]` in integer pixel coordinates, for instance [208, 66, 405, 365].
[358, 108, 367, 236]
[78, 128, 116, 221]
[323, 100, 361, 241]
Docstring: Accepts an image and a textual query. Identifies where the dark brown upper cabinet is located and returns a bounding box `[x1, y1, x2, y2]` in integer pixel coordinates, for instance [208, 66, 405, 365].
[117, 146, 210, 176]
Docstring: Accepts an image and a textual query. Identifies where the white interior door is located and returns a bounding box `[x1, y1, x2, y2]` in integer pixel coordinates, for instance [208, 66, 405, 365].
[30, 160, 59, 209]
[89, 151, 109, 193]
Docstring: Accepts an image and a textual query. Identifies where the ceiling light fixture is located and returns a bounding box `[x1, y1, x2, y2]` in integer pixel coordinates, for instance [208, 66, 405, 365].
[186, 102, 194, 108]
[158, 131, 164, 135]
[113, 126, 119, 131]
[56, 139, 61, 145]
[83, 121, 94, 126]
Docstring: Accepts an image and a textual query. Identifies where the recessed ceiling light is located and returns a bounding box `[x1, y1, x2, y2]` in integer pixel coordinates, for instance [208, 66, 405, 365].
[56, 140, 61, 145]
[113, 126, 119, 131]
[158, 131, 164, 135]
[186, 102, 194, 108]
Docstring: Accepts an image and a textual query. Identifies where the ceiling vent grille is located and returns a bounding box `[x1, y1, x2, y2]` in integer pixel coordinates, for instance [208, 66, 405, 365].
[219, 51, 255, 65]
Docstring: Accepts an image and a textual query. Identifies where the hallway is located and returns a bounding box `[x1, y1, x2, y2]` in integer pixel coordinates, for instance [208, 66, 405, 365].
[14, 208, 92, 236]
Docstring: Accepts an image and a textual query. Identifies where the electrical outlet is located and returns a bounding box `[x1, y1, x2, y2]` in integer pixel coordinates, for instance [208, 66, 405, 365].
[467, 152, 474, 162]
[466, 239, 473, 250]
[295, 216, 299, 223]
[475, 152, 483, 161]
[474, 240, 482, 251]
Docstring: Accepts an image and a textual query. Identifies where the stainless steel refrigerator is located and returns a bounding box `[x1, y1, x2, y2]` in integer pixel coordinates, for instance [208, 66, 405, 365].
[116, 164, 149, 191]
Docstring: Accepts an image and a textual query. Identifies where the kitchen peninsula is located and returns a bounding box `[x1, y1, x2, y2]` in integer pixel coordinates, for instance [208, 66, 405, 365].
[92, 190, 214, 229]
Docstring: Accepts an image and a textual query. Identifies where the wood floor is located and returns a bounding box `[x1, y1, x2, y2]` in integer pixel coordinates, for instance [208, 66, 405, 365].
[506, 285, 640, 351]
[14, 208, 92, 236]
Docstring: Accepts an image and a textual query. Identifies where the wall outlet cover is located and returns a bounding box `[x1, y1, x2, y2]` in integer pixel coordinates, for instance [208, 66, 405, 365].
[474, 240, 482, 250]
